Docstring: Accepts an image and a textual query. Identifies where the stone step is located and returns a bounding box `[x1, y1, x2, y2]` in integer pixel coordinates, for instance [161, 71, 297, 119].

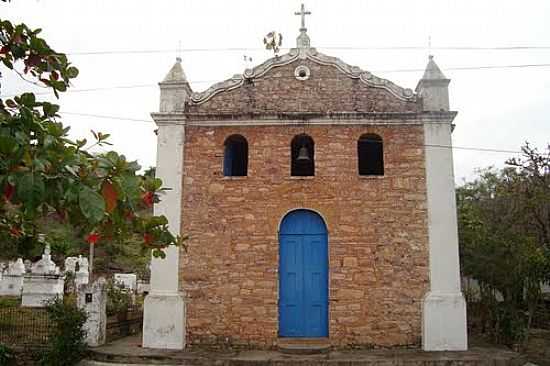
[277, 337, 330, 345]
[277, 338, 331, 354]
[84, 335, 526, 366]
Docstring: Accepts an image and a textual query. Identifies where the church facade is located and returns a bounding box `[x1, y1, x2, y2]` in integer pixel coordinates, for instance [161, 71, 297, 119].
[143, 6, 467, 351]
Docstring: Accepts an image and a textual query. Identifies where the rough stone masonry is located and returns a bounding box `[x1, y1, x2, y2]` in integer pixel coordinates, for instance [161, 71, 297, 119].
[181, 124, 429, 347]
[144, 4, 467, 351]
[180, 53, 429, 347]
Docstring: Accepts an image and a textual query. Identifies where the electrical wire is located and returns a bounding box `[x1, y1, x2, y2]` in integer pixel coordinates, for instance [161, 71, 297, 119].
[60, 111, 152, 123]
[57, 111, 523, 155]
[65, 45, 550, 56]
[2, 61, 550, 98]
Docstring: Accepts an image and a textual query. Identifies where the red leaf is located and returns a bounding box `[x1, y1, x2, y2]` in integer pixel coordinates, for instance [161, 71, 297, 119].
[51, 70, 59, 81]
[141, 191, 154, 208]
[3, 183, 15, 202]
[26, 54, 42, 67]
[125, 210, 134, 221]
[0, 46, 9, 55]
[143, 233, 153, 245]
[101, 181, 117, 213]
[9, 226, 22, 238]
[86, 232, 100, 245]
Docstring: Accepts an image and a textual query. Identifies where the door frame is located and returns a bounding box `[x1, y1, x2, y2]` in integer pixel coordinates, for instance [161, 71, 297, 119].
[277, 208, 330, 338]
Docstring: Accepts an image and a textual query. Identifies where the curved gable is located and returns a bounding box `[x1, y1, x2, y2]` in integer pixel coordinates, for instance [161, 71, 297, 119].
[187, 48, 420, 115]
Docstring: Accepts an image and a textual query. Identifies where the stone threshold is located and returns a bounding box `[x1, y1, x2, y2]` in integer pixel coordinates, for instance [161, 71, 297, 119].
[277, 337, 331, 354]
[82, 335, 527, 366]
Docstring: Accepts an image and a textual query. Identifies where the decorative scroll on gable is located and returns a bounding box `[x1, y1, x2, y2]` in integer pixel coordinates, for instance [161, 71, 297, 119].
[307, 50, 416, 101]
[190, 47, 416, 107]
[189, 51, 300, 104]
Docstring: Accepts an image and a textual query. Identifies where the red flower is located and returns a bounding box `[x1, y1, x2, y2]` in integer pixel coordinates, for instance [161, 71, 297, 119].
[142, 191, 154, 208]
[86, 232, 100, 245]
[143, 233, 153, 245]
[9, 226, 22, 238]
[3, 183, 15, 202]
[125, 210, 135, 220]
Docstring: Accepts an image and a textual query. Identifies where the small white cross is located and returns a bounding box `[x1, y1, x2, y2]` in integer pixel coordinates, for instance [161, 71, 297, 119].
[295, 3, 311, 30]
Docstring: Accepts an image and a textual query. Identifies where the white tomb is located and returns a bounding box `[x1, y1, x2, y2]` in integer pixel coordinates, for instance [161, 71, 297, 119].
[114, 273, 137, 291]
[23, 259, 32, 273]
[137, 280, 151, 294]
[75, 256, 89, 287]
[0, 259, 25, 296]
[21, 244, 64, 307]
[64, 256, 79, 274]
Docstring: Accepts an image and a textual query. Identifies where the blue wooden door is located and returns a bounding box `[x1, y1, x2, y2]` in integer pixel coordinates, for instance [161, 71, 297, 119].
[279, 210, 328, 337]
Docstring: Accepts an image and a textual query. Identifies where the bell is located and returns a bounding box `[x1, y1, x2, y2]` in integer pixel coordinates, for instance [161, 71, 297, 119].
[296, 146, 310, 162]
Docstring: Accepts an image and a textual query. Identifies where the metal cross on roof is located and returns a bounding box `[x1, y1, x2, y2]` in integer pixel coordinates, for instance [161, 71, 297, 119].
[295, 3, 311, 30]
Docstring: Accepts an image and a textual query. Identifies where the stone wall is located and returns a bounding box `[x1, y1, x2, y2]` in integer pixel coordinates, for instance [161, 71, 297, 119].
[180, 123, 429, 347]
[186, 59, 420, 114]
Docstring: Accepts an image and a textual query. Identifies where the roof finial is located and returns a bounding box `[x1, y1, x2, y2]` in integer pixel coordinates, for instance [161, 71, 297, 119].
[163, 57, 188, 83]
[295, 3, 312, 48]
[422, 55, 446, 80]
[177, 40, 183, 63]
[295, 3, 311, 30]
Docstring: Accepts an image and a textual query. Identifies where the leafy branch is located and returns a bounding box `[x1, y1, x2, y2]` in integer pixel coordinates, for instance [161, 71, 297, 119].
[0, 18, 184, 259]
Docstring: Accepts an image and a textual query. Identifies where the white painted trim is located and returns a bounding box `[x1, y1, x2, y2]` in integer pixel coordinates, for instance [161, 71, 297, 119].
[151, 111, 456, 127]
[143, 293, 186, 349]
[422, 120, 467, 351]
[277, 207, 330, 235]
[149, 124, 185, 294]
[143, 122, 186, 350]
[187, 120, 425, 127]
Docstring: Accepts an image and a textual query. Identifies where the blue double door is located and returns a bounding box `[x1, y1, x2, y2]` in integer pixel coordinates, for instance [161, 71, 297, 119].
[279, 210, 328, 337]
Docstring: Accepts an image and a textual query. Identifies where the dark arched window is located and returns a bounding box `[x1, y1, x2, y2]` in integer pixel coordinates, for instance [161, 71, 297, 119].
[223, 135, 248, 176]
[358, 133, 384, 176]
[291, 134, 314, 176]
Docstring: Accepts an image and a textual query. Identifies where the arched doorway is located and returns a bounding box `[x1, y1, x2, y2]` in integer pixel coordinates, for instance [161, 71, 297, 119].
[279, 209, 328, 337]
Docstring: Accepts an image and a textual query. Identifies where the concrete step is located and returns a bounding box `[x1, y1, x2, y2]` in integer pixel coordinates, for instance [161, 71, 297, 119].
[277, 337, 331, 354]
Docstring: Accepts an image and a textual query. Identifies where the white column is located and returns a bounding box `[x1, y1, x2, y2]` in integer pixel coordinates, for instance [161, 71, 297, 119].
[422, 120, 468, 351]
[143, 120, 186, 349]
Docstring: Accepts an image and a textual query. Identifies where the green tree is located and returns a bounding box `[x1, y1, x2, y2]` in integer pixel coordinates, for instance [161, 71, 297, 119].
[0, 18, 181, 260]
[458, 143, 550, 345]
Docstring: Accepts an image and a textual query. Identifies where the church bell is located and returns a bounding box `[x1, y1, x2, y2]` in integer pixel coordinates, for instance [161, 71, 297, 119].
[297, 146, 310, 162]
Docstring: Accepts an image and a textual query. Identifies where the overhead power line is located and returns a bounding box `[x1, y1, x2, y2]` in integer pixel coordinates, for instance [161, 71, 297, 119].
[427, 144, 520, 154]
[379, 63, 550, 73]
[58, 111, 522, 155]
[66, 45, 550, 56]
[2, 62, 550, 99]
[61, 111, 152, 123]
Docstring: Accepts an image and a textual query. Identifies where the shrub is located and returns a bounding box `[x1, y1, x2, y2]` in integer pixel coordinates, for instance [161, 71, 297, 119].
[39, 297, 87, 366]
[106, 280, 133, 316]
[0, 343, 16, 366]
